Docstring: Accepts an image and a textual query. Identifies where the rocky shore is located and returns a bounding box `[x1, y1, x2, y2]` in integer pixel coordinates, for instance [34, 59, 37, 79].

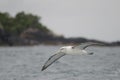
[0, 12, 120, 46]
[0, 27, 120, 46]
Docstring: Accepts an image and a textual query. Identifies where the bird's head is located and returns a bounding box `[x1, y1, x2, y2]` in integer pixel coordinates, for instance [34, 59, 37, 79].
[59, 47, 66, 52]
[59, 46, 74, 52]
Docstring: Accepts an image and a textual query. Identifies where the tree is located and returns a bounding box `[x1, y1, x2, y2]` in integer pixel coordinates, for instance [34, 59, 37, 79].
[0, 11, 51, 35]
[0, 12, 14, 33]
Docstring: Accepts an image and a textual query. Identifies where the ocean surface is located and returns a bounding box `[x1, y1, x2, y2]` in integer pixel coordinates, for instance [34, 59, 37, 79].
[0, 45, 120, 80]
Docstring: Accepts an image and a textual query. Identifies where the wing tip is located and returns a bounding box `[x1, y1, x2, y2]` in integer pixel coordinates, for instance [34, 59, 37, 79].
[41, 66, 46, 71]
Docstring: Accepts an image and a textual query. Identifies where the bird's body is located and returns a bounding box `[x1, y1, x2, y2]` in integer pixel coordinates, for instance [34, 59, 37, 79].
[60, 46, 87, 55]
[41, 42, 104, 71]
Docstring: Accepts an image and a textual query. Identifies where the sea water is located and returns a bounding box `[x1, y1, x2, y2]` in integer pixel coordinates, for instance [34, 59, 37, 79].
[0, 45, 120, 80]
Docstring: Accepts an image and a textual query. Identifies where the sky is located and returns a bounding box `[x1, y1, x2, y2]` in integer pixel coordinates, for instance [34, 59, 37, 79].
[0, 0, 120, 42]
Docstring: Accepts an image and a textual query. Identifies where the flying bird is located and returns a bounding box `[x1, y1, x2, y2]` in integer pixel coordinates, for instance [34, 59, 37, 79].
[41, 42, 104, 71]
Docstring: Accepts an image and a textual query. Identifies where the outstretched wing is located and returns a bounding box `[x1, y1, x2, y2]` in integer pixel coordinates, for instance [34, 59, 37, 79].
[75, 42, 105, 50]
[41, 52, 66, 71]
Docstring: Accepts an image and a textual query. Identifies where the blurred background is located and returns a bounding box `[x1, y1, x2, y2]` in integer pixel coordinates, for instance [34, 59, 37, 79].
[0, 0, 120, 46]
[0, 1, 120, 80]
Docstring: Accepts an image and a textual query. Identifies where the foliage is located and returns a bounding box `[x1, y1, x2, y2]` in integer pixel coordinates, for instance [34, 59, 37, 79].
[0, 12, 51, 35]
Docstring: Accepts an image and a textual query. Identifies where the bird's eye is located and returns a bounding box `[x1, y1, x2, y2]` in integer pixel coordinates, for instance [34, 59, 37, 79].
[71, 46, 74, 49]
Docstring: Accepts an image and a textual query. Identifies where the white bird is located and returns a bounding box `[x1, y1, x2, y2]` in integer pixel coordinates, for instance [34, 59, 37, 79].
[41, 42, 104, 71]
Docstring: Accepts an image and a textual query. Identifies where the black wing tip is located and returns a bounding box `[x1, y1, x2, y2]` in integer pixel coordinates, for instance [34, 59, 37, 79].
[41, 66, 47, 71]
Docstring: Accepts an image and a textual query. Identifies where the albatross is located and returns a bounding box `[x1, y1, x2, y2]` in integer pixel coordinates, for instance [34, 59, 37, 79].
[41, 42, 104, 71]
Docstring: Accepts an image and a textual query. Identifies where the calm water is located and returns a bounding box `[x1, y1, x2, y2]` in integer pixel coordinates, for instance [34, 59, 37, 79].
[0, 45, 120, 80]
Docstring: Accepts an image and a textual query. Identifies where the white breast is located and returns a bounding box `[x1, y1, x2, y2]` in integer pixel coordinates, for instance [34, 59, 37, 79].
[66, 48, 85, 55]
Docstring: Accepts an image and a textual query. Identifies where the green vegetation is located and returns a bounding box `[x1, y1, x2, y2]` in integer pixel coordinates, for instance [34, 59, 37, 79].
[0, 12, 50, 35]
[0, 11, 120, 46]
